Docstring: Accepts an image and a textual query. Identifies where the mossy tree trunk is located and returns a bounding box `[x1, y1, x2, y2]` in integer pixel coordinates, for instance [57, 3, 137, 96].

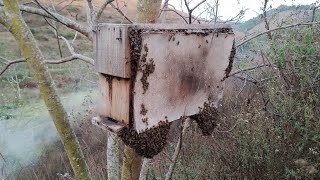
[120, 1, 162, 180]
[107, 131, 123, 180]
[0, 1, 90, 179]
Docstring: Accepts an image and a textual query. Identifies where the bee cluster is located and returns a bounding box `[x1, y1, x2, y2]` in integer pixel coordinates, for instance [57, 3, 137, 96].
[120, 26, 231, 157]
[192, 102, 219, 136]
[140, 57, 155, 94]
[129, 28, 143, 82]
[225, 41, 236, 78]
[117, 121, 171, 158]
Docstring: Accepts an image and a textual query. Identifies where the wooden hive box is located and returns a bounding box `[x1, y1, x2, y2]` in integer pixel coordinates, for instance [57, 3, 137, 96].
[95, 23, 235, 133]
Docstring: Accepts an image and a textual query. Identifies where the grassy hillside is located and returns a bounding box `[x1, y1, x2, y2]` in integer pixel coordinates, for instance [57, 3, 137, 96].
[233, 4, 319, 33]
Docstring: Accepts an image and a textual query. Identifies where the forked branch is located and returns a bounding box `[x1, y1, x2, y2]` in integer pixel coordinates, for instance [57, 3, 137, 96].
[110, 2, 133, 23]
[0, 36, 94, 76]
[0, 1, 91, 39]
[95, 0, 114, 22]
[184, 0, 206, 24]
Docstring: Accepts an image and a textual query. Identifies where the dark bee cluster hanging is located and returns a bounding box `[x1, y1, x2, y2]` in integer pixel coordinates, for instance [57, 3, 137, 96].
[117, 121, 171, 158]
[191, 102, 219, 136]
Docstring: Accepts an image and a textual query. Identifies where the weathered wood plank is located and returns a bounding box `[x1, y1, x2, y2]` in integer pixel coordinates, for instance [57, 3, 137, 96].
[92, 116, 126, 133]
[95, 25, 131, 78]
[98, 74, 130, 125]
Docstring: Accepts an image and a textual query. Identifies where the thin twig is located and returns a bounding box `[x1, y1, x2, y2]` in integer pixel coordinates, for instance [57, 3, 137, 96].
[262, 0, 272, 40]
[110, 2, 133, 23]
[184, 0, 206, 24]
[235, 76, 248, 104]
[0, 152, 6, 162]
[59, 36, 75, 53]
[216, 120, 240, 133]
[43, 17, 63, 58]
[228, 63, 274, 77]
[233, 75, 258, 84]
[0, 58, 25, 76]
[163, 0, 170, 9]
[33, 0, 69, 28]
[0, 36, 94, 76]
[0, 1, 91, 39]
[95, 0, 114, 22]
[191, 0, 206, 12]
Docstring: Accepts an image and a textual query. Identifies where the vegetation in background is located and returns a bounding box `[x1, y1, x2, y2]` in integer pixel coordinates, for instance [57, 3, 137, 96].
[233, 4, 318, 32]
[0, 1, 319, 179]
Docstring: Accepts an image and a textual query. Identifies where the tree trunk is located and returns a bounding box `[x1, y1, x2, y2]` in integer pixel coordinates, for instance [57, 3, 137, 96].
[107, 131, 124, 180]
[139, 158, 151, 180]
[136, 0, 162, 23]
[121, 146, 143, 180]
[0, 1, 90, 179]
[121, 1, 162, 179]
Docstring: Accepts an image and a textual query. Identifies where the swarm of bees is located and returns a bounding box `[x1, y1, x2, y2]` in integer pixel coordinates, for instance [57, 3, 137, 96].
[117, 121, 171, 158]
[121, 26, 230, 157]
[192, 102, 219, 136]
[129, 28, 143, 82]
[225, 41, 236, 78]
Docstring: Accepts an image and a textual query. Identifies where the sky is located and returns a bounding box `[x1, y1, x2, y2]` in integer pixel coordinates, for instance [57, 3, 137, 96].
[169, 0, 318, 21]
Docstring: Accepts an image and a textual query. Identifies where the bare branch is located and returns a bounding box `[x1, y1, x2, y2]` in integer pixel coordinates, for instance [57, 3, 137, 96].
[72, 32, 78, 44]
[0, 36, 94, 76]
[0, 55, 94, 76]
[59, 36, 75, 53]
[236, 21, 320, 47]
[42, 16, 63, 58]
[86, 0, 94, 15]
[110, 2, 133, 23]
[184, 0, 206, 24]
[95, 0, 114, 22]
[0, 58, 25, 76]
[228, 63, 274, 77]
[163, 0, 170, 9]
[0, 151, 5, 162]
[216, 119, 240, 133]
[183, 0, 190, 12]
[214, 0, 219, 23]
[165, 117, 190, 180]
[262, 0, 272, 40]
[190, 0, 206, 12]
[233, 75, 258, 84]
[34, 0, 71, 30]
[139, 158, 151, 180]
[84, 0, 95, 30]
[45, 54, 94, 65]
[0, 2, 91, 40]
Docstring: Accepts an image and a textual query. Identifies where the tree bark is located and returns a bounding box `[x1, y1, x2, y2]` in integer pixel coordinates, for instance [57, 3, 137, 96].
[0, 1, 90, 179]
[136, 0, 162, 23]
[139, 158, 151, 180]
[107, 131, 124, 180]
[121, 1, 162, 180]
[121, 147, 143, 180]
